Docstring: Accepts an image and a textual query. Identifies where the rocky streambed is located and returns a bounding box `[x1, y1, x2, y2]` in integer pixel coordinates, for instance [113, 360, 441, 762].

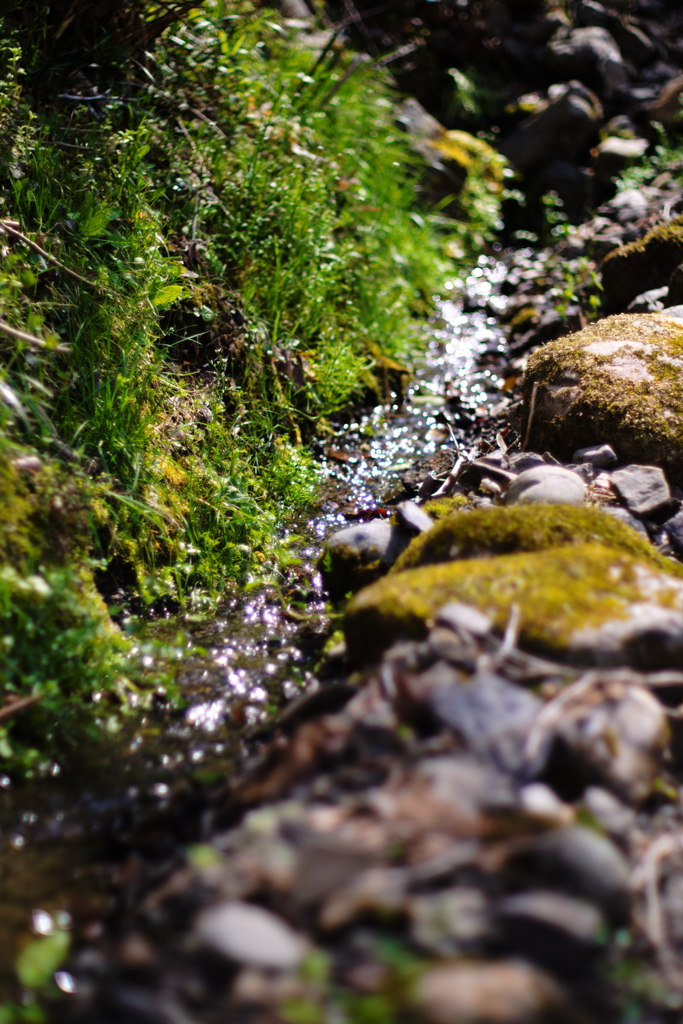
[22, 251, 683, 1024]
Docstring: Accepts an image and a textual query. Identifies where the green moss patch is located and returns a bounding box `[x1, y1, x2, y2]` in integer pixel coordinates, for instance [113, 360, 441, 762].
[601, 215, 683, 310]
[421, 494, 469, 519]
[520, 313, 683, 480]
[391, 504, 683, 576]
[345, 542, 683, 666]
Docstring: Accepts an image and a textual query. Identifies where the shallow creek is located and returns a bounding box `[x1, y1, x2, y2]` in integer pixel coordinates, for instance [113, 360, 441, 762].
[0, 259, 510, 991]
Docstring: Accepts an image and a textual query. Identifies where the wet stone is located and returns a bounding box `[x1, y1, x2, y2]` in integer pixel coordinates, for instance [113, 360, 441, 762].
[504, 465, 587, 506]
[415, 960, 566, 1024]
[395, 500, 434, 534]
[604, 505, 649, 538]
[319, 520, 411, 600]
[611, 464, 672, 517]
[401, 449, 456, 493]
[573, 444, 617, 468]
[193, 901, 309, 969]
[505, 825, 630, 923]
[494, 890, 603, 975]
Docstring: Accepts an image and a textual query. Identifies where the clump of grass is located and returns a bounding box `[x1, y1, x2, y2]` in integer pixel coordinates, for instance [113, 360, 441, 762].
[0, 1, 505, 773]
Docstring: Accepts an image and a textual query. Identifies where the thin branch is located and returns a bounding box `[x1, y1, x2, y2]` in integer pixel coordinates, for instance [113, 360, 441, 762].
[0, 319, 70, 353]
[0, 220, 103, 291]
[0, 694, 42, 723]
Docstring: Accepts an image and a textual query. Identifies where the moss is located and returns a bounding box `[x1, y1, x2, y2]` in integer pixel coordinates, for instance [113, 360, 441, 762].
[520, 312, 683, 481]
[345, 543, 683, 666]
[421, 494, 469, 519]
[391, 504, 683, 576]
[601, 215, 683, 310]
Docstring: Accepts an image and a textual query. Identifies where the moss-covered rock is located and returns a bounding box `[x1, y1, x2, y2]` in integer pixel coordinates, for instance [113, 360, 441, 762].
[345, 543, 683, 668]
[391, 505, 682, 576]
[421, 494, 469, 519]
[601, 216, 683, 311]
[520, 312, 683, 482]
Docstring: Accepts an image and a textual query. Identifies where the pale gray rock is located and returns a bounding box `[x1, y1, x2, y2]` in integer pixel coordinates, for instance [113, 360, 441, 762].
[504, 465, 586, 506]
[583, 786, 636, 838]
[506, 825, 630, 922]
[593, 136, 649, 184]
[611, 464, 671, 516]
[573, 444, 617, 468]
[319, 520, 411, 600]
[627, 287, 668, 313]
[415, 960, 565, 1024]
[395, 500, 434, 534]
[436, 602, 493, 639]
[604, 506, 649, 538]
[194, 901, 308, 969]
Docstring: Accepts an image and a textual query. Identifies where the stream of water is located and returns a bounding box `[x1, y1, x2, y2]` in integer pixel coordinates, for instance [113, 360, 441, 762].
[0, 258, 510, 990]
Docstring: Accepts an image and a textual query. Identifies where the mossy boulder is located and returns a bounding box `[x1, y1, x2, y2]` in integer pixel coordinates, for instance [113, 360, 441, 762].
[520, 313, 683, 483]
[601, 216, 683, 311]
[391, 505, 682, 577]
[421, 494, 469, 519]
[345, 543, 683, 669]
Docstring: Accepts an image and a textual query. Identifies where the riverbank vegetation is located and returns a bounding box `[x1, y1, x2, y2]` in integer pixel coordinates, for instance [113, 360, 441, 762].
[0, 0, 508, 773]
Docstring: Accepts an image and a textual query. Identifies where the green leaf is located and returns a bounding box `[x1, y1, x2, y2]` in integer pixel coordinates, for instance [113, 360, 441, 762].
[80, 207, 121, 238]
[15, 930, 70, 989]
[151, 285, 184, 307]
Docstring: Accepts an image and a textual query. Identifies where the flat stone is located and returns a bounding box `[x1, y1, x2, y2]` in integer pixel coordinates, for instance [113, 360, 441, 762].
[395, 500, 434, 534]
[319, 520, 411, 600]
[611, 464, 671, 516]
[628, 287, 669, 314]
[604, 506, 649, 538]
[505, 825, 630, 922]
[507, 452, 546, 473]
[415, 960, 565, 1024]
[436, 602, 493, 639]
[504, 465, 586, 506]
[573, 444, 617, 468]
[193, 901, 308, 969]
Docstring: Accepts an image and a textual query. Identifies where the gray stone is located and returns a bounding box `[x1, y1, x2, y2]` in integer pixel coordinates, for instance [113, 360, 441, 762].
[429, 671, 541, 774]
[573, 444, 617, 468]
[665, 510, 683, 554]
[319, 520, 411, 600]
[663, 304, 683, 320]
[593, 136, 649, 184]
[604, 506, 649, 538]
[499, 81, 602, 178]
[544, 27, 627, 98]
[507, 452, 546, 473]
[435, 602, 493, 639]
[627, 286, 668, 313]
[395, 500, 434, 534]
[194, 901, 308, 969]
[495, 891, 602, 967]
[504, 465, 586, 506]
[612, 22, 657, 67]
[611, 464, 671, 516]
[415, 960, 565, 1024]
[647, 75, 683, 129]
[583, 786, 636, 838]
[505, 825, 630, 922]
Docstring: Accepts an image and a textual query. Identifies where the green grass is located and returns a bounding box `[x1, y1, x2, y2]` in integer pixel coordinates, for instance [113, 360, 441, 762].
[0, 1, 505, 773]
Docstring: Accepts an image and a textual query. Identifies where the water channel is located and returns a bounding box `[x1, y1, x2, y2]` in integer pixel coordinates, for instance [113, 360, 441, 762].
[0, 257, 512, 991]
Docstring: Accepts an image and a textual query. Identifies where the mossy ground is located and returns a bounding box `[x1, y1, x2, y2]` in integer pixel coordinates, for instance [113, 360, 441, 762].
[0, 3, 506, 773]
[521, 313, 683, 475]
[392, 504, 683, 576]
[345, 543, 683, 667]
